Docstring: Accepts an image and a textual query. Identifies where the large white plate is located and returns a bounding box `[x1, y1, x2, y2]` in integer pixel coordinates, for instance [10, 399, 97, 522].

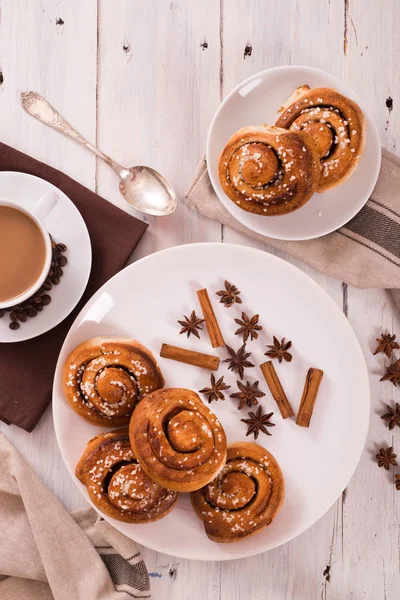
[53, 243, 369, 561]
[0, 172, 91, 342]
[207, 65, 381, 241]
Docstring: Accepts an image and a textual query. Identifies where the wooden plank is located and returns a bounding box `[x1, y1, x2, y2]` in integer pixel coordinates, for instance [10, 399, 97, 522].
[220, 2, 346, 599]
[96, 0, 222, 264]
[344, 0, 400, 154]
[141, 547, 221, 600]
[95, 2, 222, 596]
[337, 287, 400, 600]
[340, 2, 400, 598]
[0, 0, 98, 511]
[0, 0, 97, 188]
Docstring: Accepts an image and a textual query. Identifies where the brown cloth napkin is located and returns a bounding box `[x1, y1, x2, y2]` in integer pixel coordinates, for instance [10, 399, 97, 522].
[0, 433, 151, 600]
[186, 150, 400, 306]
[0, 142, 147, 431]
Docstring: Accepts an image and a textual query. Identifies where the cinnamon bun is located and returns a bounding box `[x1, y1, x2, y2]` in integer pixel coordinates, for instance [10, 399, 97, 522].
[129, 388, 227, 492]
[276, 85, 366, 191]
[63, 336, 164, 427]
[191, 442, 284, 542]
[218, 125, 321, 216]
[76, 428, 178, 523]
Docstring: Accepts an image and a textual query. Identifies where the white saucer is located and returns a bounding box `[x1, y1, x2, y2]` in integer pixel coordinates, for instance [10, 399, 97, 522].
[0, 172, 91, 343]
[207, 65, 381, 241]
[53, 243, 369, 561]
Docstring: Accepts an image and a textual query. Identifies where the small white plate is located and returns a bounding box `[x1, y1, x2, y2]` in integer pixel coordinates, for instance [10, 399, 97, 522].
[53, 243, 369, 561]
[0, 172, 91, 342]
[207, 65, 381, 241]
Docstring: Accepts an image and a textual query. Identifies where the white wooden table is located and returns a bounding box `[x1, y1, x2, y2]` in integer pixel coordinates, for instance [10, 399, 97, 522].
[1, 1, 399, 598]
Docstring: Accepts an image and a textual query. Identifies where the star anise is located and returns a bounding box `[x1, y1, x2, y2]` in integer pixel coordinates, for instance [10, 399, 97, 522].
[395, 474, 400, 491]
[234, 312, 262, 342]
[381, 403, 400, 430]
[223, 343, 254, 379]
[230, 380, 266, 410]
[373, 333, 399, 359]
[199, 374, 231, 403]
[376, 446, 398, 470]
[178, 310, 205, 339]
[265, 336, 293, 363]
[380, 359, 400, 386]
[241, 406, 275, 440]
[216, 280, 242, 307]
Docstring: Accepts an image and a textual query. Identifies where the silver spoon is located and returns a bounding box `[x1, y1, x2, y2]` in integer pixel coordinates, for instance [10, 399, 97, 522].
[21, 91, 177, 216]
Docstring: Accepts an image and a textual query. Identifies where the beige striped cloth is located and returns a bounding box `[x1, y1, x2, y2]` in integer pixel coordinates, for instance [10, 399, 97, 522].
[185, 150, 400, 308]
[0, 434, 151, 600]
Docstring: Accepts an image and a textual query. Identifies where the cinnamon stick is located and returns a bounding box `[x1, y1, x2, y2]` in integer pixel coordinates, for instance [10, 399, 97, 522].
[160, 343, 220, 370]
[296, 368, 324, 427]
[260, 361, 294, 419]
[197, 288, 225, 348]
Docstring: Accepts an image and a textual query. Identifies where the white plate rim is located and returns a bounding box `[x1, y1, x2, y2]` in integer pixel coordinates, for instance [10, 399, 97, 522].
[52, 242, 370, 561]
[0, 171, 92, 342]
[206, 64, 381, 242]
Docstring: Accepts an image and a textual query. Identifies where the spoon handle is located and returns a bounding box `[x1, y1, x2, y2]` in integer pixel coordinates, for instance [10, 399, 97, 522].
[21, 91, 126, 176]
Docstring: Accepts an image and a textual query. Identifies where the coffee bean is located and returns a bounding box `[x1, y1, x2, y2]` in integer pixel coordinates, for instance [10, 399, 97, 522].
[36, 304, 43, 312]
[54, 266, 63, 277]
[52, 275, 60, 285]
[41, 295, 51, 306]
[58, 256, 68, 267]
[33, 296, 42, 305]
[17, 311, 27, 322]
[10, 311, 19, 322]
[43, 281, 52, 291]
[48, 268, 54, 277]
[56, 243, 67, 252]
[51, 241, 57, 249]
[27, 308, 37, 318]
[52, 249, 60, 261]
[0, 309, 5, 318]
[9, 321, 20, 330]
[5, 307, 12, 312]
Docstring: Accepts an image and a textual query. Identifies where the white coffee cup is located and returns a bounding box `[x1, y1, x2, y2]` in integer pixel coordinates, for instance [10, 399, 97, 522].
[0, 191, 59, 309]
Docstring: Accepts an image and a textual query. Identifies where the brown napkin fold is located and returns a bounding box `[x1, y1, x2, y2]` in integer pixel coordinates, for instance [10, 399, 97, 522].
[186, 150, 400, 303]
[0, 433, 151, 600]
[0, 142, 147, 431]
